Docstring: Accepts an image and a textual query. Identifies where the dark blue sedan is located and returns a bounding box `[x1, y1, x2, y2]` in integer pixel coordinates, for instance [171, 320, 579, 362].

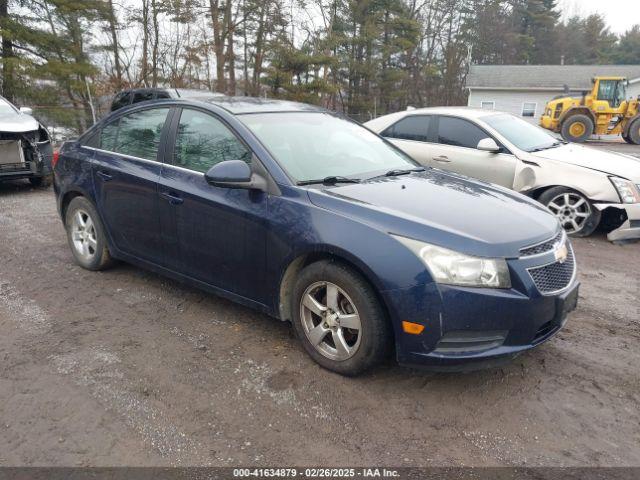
[53, 97, 579, 375]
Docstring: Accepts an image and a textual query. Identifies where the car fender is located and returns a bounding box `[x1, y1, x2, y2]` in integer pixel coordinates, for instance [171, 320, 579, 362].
[513, 156, 620, 202]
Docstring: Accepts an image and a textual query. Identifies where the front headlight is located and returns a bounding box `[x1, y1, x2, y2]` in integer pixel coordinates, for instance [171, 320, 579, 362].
[392, 235, 511, 289]
[610, 177, 640, 204]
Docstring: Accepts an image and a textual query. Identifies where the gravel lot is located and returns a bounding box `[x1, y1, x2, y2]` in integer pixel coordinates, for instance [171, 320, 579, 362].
[0, 153, 639, 467]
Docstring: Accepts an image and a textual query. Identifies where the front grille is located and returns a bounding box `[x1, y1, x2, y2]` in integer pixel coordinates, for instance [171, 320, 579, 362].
[528, 244, 575, 294]
[520, 230, 564, 257]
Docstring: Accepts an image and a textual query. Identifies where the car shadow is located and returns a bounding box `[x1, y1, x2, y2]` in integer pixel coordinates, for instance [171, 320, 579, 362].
[0, 179, 48, 197]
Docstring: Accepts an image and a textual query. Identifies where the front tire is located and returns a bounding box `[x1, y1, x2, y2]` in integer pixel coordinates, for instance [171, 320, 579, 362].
[539, 187, 601, 237]
[561, 114, 594, 143]
[627, 118, 640, 145]
[65, 197, 114, 270]
[291, 260, 391, 376]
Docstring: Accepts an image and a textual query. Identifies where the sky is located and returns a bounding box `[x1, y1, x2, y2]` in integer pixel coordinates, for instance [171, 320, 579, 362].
[560, 0, 640, 34]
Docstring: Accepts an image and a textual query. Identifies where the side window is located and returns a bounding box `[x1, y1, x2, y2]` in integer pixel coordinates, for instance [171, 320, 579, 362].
[173, 109, 251, 173]
[82, 129, 100, 148]
[436, 116, 488, 150]
[111, 92, 131, 111]
[382, 116, 430, 142]
[115, 107, 170, 161]
[132, 90, 155, 104]
[100, 119, 119, 150]
[597, 80, 616, 101]
[155, 91, 171, 100]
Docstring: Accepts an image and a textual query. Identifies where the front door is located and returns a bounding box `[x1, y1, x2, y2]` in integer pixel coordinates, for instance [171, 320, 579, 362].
[158, 108, 268, 301]
[92, 106, 171, 262]
[428, 116, 517, 188]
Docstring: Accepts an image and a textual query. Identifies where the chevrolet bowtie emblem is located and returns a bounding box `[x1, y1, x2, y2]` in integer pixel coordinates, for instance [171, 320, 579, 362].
[554, 242, 569, 263]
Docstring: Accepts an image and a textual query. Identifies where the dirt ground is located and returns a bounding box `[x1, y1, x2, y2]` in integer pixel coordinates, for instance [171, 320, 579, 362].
[0, 174, 639, 467]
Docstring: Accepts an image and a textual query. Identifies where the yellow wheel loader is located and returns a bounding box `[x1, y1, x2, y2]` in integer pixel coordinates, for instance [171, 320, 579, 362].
[540, 76, 640, 144]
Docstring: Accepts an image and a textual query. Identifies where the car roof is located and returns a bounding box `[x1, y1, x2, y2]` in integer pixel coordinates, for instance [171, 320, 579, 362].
[399, 106, 501, 120]
[191, 96, 328, 115]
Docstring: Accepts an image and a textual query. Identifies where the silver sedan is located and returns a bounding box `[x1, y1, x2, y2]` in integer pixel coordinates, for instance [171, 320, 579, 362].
[366, 108, 640, 240]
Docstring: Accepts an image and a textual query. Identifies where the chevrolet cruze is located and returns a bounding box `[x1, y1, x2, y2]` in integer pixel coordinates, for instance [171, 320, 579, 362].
[53, 97, 579, 376]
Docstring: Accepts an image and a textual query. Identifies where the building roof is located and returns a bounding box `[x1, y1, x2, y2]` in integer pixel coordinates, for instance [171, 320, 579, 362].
[466, 65, 640, 91]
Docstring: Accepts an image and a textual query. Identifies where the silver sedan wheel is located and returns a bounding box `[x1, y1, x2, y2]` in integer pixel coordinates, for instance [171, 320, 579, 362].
[300, 281, 362, 361]
[547, 192, 591, 234]
[70, 209, 98, 261]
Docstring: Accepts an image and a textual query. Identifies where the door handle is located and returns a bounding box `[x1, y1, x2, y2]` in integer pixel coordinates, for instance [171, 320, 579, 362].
[96, 170, 113, 181]
[160, 191, 184, 205]
[433, 156, 451, 163]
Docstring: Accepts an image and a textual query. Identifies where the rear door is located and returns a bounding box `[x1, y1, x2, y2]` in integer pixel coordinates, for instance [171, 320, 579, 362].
[157, 107, 268, 300]
[92, 106, 172, 262]
[429, 116, 517, 188]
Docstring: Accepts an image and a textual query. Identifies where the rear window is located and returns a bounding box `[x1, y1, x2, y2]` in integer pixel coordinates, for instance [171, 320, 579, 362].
[132, 90, 155, 104]
[111, 92, 131, 111]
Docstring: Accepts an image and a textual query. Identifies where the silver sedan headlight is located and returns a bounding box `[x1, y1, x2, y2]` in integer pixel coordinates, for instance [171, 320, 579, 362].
[392, 235, 511, 288]
[610, 176, 640, 204]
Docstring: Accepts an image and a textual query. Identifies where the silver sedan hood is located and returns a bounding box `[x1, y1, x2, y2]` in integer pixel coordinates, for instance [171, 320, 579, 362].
[0, 112, 39, 133]
[529, 143, 640, 182]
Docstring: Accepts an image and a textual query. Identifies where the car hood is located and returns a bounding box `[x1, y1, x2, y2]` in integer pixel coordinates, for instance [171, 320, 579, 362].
[307, 170, 559, 258]
[529, 143, 640, 181]
[0, 112, 39, 133]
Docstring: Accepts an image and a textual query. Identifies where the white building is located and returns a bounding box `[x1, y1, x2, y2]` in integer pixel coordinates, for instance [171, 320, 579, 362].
[466, 65, 640, 124]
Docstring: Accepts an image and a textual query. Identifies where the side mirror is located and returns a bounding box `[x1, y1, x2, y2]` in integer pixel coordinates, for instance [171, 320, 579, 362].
[477, 138, 501, 153]
[204, 160, 267, 191]
[19, 107, 33, 115]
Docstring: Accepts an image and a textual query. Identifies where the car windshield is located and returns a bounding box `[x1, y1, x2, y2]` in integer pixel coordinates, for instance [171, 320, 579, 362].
[0, 98, 17, 114]
[240, 112, 417, 183]
[482, 113, 560, 152]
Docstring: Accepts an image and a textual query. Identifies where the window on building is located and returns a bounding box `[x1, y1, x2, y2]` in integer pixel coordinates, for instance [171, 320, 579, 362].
[522, 102, 537, 117]
[480, 101, 495, 110]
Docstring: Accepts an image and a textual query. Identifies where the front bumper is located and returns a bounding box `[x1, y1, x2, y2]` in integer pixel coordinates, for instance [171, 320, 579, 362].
[383, 274, 578, 371]
[595, 202, 640, 242]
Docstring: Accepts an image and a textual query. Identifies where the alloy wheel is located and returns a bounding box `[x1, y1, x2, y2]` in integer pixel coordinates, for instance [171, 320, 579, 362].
[299, 281, 362, 361]
[70, 209, 98, 261]
[547, 193, 591, 234]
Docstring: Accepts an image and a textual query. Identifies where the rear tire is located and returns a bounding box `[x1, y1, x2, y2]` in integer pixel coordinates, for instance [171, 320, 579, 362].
[628, 118, 640, 145]
[561, 114, 594, 143]
[29, 174, 52, 188]
[291, 260, 391, 376]
[539, 187, 601, 237]
[65, 196, 114, 271]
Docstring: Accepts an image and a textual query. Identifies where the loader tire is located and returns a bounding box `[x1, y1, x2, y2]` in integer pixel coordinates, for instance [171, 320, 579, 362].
[628, 118, 640, 145]
[561, 114, 593, 143]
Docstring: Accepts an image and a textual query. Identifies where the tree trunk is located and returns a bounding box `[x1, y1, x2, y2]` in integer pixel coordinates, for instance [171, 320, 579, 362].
[209, 0, 227, 93]
[106, 0, 122, 89]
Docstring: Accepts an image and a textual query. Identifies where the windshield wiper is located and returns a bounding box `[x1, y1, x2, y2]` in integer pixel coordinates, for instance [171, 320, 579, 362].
[529, 141, 565, 153]
[297, 176, 361, 186]
[367, 167, 425, 181]
[384, 167, 425, 177]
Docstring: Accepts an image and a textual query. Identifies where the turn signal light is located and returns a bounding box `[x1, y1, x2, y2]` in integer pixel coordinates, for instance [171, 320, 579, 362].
[402, 321, 425, 335]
